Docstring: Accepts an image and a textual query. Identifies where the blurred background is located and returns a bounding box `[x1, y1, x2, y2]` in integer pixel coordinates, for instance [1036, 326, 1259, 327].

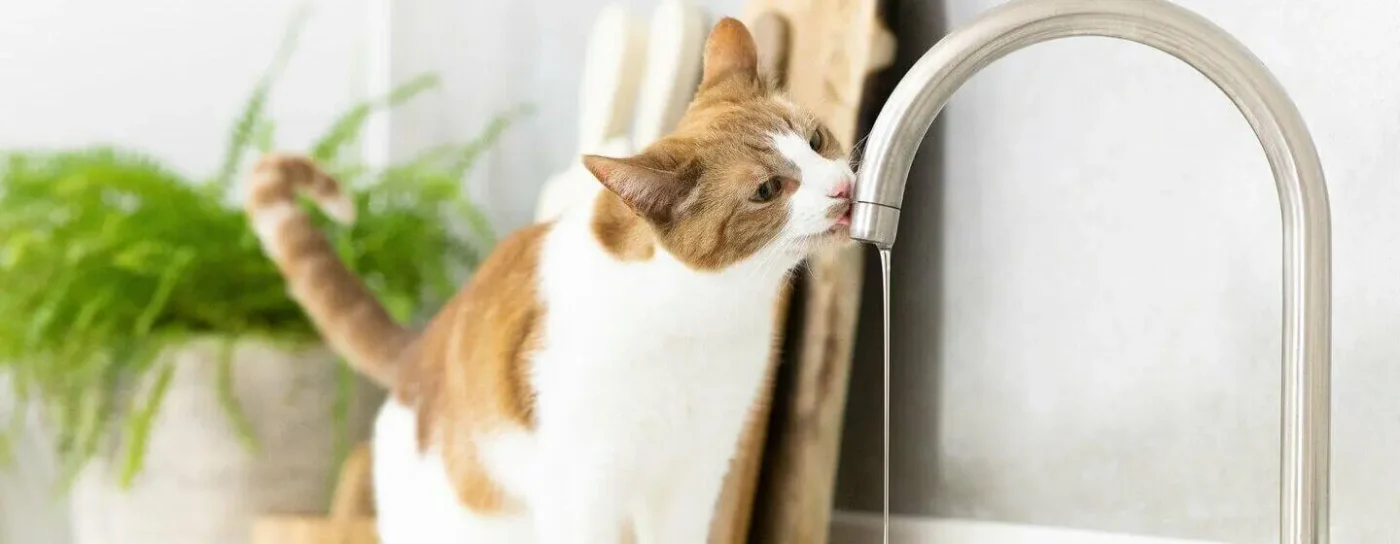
[2, 0, 1398, 543]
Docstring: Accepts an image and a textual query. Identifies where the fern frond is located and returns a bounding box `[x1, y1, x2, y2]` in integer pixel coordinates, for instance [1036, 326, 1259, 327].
[310, 73, 441, 164]
[208, 5, 310, 192]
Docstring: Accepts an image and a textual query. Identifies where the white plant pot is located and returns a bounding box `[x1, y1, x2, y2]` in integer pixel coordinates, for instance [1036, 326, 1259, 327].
[68, 338, 383, 544]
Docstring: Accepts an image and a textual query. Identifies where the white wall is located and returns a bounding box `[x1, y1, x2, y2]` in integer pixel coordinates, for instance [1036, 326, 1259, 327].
[0, 2, 371, 542]
[0, 0, 372, 175]
[837, 0, 1400, 542]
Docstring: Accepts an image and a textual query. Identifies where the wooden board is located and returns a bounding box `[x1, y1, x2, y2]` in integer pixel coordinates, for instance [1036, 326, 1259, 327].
[630, 0, 708, 150]
[534, 3, 648, 223]
[737, 1, 894, 543]
[535, 0, 707, 225]
[252, 444, 377, 544]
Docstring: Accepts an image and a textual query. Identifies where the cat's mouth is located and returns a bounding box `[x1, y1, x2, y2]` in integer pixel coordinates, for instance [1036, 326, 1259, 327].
[821, 214, 853, 243]
[827, 200, 853, 232]
[835, 205, 852, 227]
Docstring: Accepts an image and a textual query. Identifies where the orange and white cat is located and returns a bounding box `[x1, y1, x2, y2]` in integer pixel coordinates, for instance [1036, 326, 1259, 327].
[245, 18, 855, 544]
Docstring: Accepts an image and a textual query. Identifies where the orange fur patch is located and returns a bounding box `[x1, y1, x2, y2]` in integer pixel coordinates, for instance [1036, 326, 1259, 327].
[592, 192, 657, 261]
[395, 223, 549, 513]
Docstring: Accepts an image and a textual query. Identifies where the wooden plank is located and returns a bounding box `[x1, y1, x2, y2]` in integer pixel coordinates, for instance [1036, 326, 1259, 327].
[252, 444, 378, 544]
[737, 0, 895, 542]
[534, 3, 648, 223]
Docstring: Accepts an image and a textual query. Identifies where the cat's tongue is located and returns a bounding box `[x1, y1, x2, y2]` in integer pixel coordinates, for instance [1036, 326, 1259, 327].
[836, 207, 852, 226]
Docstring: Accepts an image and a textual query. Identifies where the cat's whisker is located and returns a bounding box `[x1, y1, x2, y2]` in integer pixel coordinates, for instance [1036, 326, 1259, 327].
[848, 133, 873, 168]
[765, 237, 804, 278]
[749, 243, 789, 282]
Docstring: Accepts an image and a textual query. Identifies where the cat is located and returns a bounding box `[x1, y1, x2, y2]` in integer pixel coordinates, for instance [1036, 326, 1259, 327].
[245, 17, 855, 544]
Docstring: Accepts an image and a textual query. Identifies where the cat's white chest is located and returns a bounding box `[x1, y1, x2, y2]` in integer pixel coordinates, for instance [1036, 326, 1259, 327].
[530, 216, 785, 477]
[371, 215, 797, 544]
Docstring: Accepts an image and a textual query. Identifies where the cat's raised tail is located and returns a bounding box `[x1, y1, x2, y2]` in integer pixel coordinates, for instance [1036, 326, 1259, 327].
[244, 153, 416, 387]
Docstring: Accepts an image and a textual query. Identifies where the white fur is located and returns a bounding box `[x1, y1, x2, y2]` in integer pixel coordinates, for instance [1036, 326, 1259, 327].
[772, 130, 856, 240]
[371, 128, 854, 543]
[250, 201, 299, 260]
[373, 403, 534, 543]
[317, 193, 357, 224]
[251, 192, 354, 261]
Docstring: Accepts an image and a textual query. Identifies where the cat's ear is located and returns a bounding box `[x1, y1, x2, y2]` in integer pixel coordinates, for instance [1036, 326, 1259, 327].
[700, 17, 759, 88]
[583, 154, 693, 225]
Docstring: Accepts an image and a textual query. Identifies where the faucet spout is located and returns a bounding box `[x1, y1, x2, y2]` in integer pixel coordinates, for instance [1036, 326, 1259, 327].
[853, 1, 1332, 542]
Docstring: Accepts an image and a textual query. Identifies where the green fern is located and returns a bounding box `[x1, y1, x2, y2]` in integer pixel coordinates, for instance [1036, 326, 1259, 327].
[311, 73, 441, 163]
[0, 11, 528, 489]
[210, 6, 309, 193]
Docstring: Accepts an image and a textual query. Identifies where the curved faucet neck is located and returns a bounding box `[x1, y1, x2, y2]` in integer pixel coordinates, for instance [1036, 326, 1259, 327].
[849, 2, 1331, 543]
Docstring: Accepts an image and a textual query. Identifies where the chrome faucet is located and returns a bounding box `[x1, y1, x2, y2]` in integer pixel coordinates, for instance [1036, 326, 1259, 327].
[850, 1, 1332, 543]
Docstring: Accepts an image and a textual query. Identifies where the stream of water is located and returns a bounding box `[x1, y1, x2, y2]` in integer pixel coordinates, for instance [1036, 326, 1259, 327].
[878, 247, 892, 544]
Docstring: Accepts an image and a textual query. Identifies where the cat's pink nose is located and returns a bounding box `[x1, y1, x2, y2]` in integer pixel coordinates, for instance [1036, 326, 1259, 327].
[830, 179, 852, 199]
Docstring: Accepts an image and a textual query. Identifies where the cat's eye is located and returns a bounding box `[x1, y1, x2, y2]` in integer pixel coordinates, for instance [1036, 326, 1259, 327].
[808, 129, 824, 151]
[752, 177, 782, 203]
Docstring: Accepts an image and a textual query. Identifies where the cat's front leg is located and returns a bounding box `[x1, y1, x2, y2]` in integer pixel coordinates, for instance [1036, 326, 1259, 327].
[632, 461, 728, 544]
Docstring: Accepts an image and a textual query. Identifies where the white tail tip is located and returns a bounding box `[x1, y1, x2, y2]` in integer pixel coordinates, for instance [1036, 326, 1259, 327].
[321, 194, 357, 224]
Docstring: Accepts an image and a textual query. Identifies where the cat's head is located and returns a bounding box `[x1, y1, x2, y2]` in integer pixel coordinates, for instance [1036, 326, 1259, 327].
[584, 17, 855, 272]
